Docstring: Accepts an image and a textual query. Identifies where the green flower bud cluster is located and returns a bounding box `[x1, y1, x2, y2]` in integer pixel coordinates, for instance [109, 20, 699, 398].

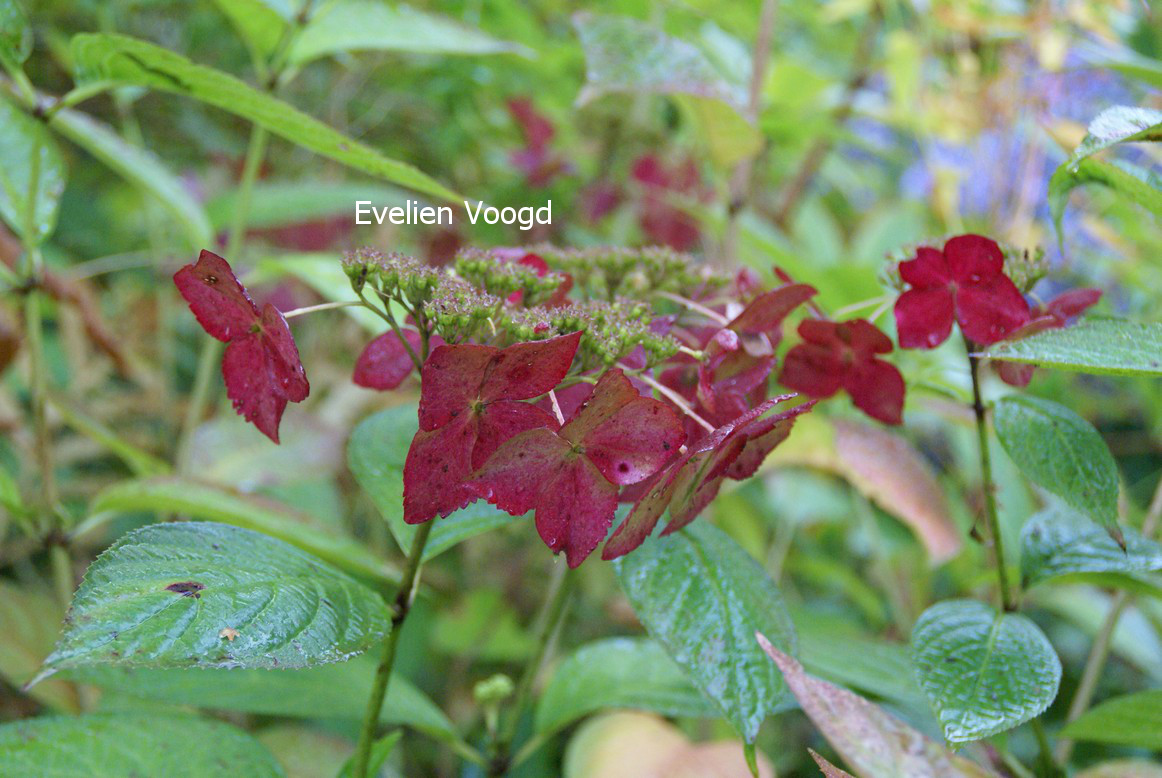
[1002, 245, 1048, 294]
[452, 248, 567, 306]
[423, 276, 502, 343]
[522, 245, 729, 300]
[343, 248, 438, 309]
[503, 300, 678, 368]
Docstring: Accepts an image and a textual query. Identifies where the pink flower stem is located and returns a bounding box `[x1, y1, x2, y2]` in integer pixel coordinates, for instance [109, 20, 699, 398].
[654, 290, 729, 325]
[281, 300, 362, 319]
[633, 369, 716, 434]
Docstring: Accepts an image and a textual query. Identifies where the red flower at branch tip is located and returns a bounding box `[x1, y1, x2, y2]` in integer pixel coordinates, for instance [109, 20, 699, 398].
[779, 318, 905, 426]
[602, 395, 812, 560]
[994, 288, 1102, 387]
[894, 234, 1030, 349]
[173, 250, 309, 444]
[353, 330, 445, 391]
[402, 332, 582, 524]
[470, 369, 686, 567]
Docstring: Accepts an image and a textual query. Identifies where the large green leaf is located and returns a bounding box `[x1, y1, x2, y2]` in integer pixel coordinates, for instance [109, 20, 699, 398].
[758, 636, 997, 777]
[71, 658, 456, 741]
[290, 0, 530, 65]
[1060, 690, 1162, 750]
[993, 395, 1121, 541]
[910, 599, 1061, 743]
[535, 637, 718, 735]
[40, 522, 389, 676]
[0, 713, 285, 777]
[86, 476, 398, 588]
[207, 180, 408, 230]
[1048, 159, 1162, 244]
[1021, 503, 1162, 587]
[49, 106, 213, 248]
[980, 319, 1162, 377]
[574, 13, 747, 110]
[348, 405, 520, 561]
[69, 33, 458, 201]
[0, 0, 32, 66]
[1069, 106, 1162, 167]
[613, 521, 796, 742]
[0, 98, 66, 244]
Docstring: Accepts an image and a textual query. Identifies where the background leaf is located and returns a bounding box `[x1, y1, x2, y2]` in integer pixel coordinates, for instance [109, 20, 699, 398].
[613, 521, 796, 742]
[0, 713, 285, 777]
[1060, 690, 1162, 750]
[210, 0, 288, 60]
[758, 635, 996, 777]
[348, 405, 520, 561]
[994, 395, 1121, 540]
[42, 522, 390, 674]
[1021, 502, 1162, 587]
[910, 599, 1061, 743]
[535, 637, 718, 735]
[0, 98, 66, 244]
[1049, 159, 1162, 245]
[1069, 106, 1162, 166]
[290, 0, 530, 65]
[0, 582, 80, 712]
[69, 33, 458, 201]
[981, 319, 1162, 377]
[0, 0, 32, 66]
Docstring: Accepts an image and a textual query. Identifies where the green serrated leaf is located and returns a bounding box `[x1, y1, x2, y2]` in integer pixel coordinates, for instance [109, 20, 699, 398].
[1060, 690, 1162, 750]
[1049, 158, 1162, 246]
[980, 319, 1162, 377]
[535, 637, 718, 735]
[613, 522, 796, 742]
[48, 106, 213, 248]
[0, 97, 66, 244]
[69, 33, 458, 201]
[0, 0, 32, 66]
[1070, 106, 1162, 167]
[86, 476, 398, 588]
[290, 0, 530, 65]
[42, 522, 390, 676]
[910, 599, 1061, 743]
[348, 405, 520, 562]
[0, 713, 285, 777]
[993, 395, 1121, 541]
[70, 659, 456, 742]
[759, 635, 997, 777]
[1021, 502, 1162, 587]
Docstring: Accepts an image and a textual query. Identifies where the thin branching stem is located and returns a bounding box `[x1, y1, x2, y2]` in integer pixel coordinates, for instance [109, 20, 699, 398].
[654, 290, 729, 325]
[633, 369, 716, 433]
[281, 300, 362, 319]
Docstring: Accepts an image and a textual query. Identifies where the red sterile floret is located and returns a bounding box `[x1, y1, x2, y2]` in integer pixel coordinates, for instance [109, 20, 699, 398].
[469, 369, 685, 567]
[353, 330, 446, 390]
[715, 283, 819, 357]
[894, 234, 1031, 349]
[779, 318, 905, 425]
[508, 98, 569, 187]
[173, 249, 309, 443]
[402, 332, 582, 524]
[602, 395, 813, 560]
[994, 288, 1102, 387]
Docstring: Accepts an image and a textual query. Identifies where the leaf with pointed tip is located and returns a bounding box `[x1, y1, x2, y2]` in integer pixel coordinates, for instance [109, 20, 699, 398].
[0, 714, 284, 777]
[1021, 502, 1162, 587]
[614, 522, 796, 742]
[1069, 106, 1162, 166]
[910, 599, 1061, 743]
[535, 637, 718, 735]
[809, 750, 855, 778]
[40, 522, 389, 677]
[69, 33, 458, 201]
[1061, 690, 1162, 750]
[0, 99, 66, 244]
[994, 395, 1121, 543]
[338, 731, 402, 778]
[757, 634, 997, 777]
[979, 318, 1162, 377]
[1048, 158, 1162, 245]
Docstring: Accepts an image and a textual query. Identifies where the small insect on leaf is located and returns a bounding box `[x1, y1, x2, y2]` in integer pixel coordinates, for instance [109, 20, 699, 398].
[165, 581, 205, 598]
[219, 627, 240, 642]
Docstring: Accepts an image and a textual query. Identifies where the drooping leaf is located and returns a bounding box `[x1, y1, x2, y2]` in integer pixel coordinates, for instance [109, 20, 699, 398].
[535, 637, 718, 735]
[49, 107, 213, 248]
[0, 98, 67, 244]
[1021, 502, 1162, 587]
[574, 13, 748, 111]
[0, 0, 32, 66]
[1060, 690, 1162, 750]
[1069, 106, 1162, 167]
[910, 599, 1061, 743]
[994, 395, 1121, 542]
[290, 0, 530, 65]
[1049, 158, 1162, 245]
[211, 0, 289, 60]
[979, 318, 1162, 377]
[614, 522, 796, 742]
[69, 33, 458, 201]
[40, 522, 390, 676]
[348, 405, 521, 562]
[0, 713, 285, 777]
[69, 658, 456, 741]
[87, 476, 397, 588]
[757, 635, 998, 777]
